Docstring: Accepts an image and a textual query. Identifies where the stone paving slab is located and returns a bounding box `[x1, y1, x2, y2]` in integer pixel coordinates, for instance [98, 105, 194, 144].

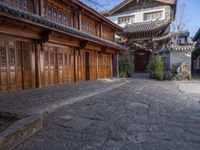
[14, 78, 200, 150]
[0, 78, 128, 116]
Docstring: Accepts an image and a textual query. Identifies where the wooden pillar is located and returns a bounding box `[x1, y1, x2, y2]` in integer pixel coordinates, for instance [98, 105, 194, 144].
[74, 48, 78, 82]
[117, 53, 119, 77]
[35, 41, 42, 88]
[96, 52, 99, 79]
[110, 54, 113, 77]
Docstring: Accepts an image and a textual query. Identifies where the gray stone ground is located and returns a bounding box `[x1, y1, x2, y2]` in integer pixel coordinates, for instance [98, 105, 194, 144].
[0, 78, 126, 115]
[1, 78, 200, 150]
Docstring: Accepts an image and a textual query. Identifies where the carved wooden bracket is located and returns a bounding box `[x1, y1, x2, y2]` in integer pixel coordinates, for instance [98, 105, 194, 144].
[41, 30, 52, 43]
[101, 46, 107, 53]
[80, 40, 88, 49]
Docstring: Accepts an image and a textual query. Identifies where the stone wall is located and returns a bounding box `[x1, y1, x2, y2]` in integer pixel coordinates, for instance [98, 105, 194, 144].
[170, 52, 192, 72]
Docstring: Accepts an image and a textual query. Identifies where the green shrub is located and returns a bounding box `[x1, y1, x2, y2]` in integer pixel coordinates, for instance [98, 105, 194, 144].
[147, 55, 164, 80]
[170, 64, 177, 75]
[119, 58, 132, 78]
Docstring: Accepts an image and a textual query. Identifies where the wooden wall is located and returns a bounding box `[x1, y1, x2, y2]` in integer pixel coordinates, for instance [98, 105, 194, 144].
[3, 0, 116, 41]
[0, 0, 120, 93]
[0, 34, 115, 92]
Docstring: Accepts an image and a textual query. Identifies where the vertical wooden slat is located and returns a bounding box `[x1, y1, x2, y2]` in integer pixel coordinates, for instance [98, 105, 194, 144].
[78, 9, 82, 31]
[40, 0, 44, 17]
[35, 41, 42, 88]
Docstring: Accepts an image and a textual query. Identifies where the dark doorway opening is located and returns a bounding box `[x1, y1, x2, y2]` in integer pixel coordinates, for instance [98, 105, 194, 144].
[134, 51, 150, 73]
[85, 52, 90, 80]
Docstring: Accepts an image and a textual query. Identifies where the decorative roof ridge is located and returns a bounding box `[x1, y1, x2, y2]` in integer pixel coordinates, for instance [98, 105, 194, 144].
[125, 19, 165, 27]
[0, 2, 127, 51]
[167, 43, 195, 52]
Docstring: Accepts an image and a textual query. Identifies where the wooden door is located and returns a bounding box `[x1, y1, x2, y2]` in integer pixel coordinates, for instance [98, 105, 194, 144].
[134, 52, 150, 73]
[0, 37, 34, 92]
[89, 52, 97, 80]
[43, 45, 75, 86]
[56, 49, 64, 84]
[44, 46, 56, 86]
[7, 41, 17, 91]
[76, 50, 85, 82]
[0, 40, 8, 92]
[22, 42, 32, 89]
[85, 52, 90, 80]
[63, 49, 74, 83]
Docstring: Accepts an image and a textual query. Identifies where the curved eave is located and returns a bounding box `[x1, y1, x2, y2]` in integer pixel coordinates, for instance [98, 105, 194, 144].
[0, 2, 127, 51]
[119, 20, 171, 38]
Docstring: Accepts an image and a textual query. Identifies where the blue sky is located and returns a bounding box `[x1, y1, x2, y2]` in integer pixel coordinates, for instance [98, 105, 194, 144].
[177, 0, 200, 36]
[82, 0, 200, 37]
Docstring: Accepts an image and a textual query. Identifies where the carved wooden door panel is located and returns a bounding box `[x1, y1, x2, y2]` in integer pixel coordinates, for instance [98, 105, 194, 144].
[16, 42, 23, 90]
[89, 52, 97, 80]
[44, 47, 50, 86]
[79, 51, 85, 81]
[0, 40, 8, 92]
[63, 51, 68, 83]
[22, 42, 32, 89]
[7, 41, 17, 91]
[106, 54, 112, 77]
[69, 49, 75, 82]
[98, 53, 103, 78]
[49, 48, 55, 85]
[63, 48, 74, 83]
[56, 48, 64, 84]
[44, 46, 55, 86]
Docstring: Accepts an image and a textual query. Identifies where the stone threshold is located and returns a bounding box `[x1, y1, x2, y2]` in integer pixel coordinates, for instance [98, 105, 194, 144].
[0, 115, 43, 150]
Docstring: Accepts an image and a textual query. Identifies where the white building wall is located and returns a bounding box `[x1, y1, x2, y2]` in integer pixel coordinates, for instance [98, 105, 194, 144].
[107, 6, 169, 27]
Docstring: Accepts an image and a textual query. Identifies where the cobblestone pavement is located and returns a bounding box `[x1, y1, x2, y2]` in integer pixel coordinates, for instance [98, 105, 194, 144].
[0, 78, 126, 115]
[11, 79, 200, 149]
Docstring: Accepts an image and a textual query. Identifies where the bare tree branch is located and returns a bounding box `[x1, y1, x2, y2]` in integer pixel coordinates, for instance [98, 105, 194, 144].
[171, 3, 189, 45]
[80, 0, 123, 11]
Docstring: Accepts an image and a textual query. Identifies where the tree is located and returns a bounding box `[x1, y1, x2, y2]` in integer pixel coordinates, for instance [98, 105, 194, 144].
[80, 0, 123, 11]
[171, 3, 189, 45]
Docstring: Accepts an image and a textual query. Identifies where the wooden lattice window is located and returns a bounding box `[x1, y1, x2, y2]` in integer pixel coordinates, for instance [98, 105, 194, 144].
[45, 51, 49, 66]
[144, 11, 163, 21]
[50, 52, 54, 66]
[58, 53, 63, 66]
[0, 40, 6, 66]
[43, 1, 72, 26]
[7, 41, 16, 65]
[5, 0, 34, 12]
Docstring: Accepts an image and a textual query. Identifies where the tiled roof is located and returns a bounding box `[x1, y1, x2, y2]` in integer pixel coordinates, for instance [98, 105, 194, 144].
[168, 44, 195, 52]
[120, 20, 171, 35]
[0, 2, 127, 51]
[103, 0, 177, 16]
[193, 28, 200, 41]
